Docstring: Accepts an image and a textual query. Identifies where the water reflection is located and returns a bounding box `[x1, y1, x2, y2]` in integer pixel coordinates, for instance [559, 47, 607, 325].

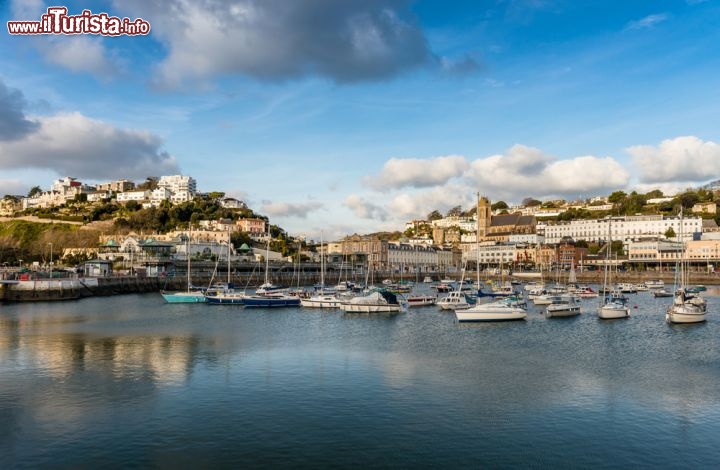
[1, 291, 719, 468]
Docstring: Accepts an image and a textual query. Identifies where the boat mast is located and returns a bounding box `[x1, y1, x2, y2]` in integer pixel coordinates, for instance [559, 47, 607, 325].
[227, 228, 231, 285]
[187, 225, 192, 293]
[320, 231, 324, 290]
[476, 192, 481, 291]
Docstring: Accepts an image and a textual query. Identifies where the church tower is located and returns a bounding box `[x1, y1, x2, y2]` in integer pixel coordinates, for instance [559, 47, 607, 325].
[476, 194, 491, 239]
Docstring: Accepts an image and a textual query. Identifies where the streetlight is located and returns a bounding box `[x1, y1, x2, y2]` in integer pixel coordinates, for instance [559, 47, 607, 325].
[48, 242, 53, 278]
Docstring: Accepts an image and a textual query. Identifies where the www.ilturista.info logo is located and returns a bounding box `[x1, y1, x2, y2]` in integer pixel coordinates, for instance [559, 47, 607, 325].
[7, 7, 150, 36]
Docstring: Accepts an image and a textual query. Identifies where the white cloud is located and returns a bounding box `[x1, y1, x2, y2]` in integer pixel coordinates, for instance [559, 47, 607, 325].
[344, 194, 389, 221]
[260, 201, 324, 218]
[364, 155, 469, 191]
[627, 136, 720, 184]
[0, 112, 179, 180]
[113, 0, 431, 88]
[0, 179, 28, 197]
[625, 13, 669, 30]
[464, 144, 630, 201]
[10, 1, 121, 78]
[42, 36, 121, 78]
[387, 185, 475, 220]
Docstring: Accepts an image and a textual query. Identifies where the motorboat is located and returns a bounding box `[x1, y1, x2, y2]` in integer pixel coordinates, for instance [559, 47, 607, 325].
[406, 294, 437, 307]
[436, 291, 472, 310]
[544, 293, 581, 318]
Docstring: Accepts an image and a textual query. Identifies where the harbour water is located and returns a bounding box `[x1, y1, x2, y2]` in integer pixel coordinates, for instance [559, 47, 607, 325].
[2, 288, 720, 468]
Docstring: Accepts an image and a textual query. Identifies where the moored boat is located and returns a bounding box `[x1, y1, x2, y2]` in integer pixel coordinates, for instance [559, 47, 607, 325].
[339, 290, 405, 313]
[455, 299, 526, 322]
[406, 294, 437, 307]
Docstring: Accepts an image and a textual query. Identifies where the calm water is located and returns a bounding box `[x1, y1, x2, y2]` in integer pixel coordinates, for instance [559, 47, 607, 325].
[2, 288, 720, 468]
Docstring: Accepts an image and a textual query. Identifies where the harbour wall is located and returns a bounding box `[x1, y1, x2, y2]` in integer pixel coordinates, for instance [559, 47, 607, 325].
[2, 269, 718, 303]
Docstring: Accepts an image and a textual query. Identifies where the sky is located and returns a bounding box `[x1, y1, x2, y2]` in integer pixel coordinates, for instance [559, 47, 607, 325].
[1, 0, 720, 240]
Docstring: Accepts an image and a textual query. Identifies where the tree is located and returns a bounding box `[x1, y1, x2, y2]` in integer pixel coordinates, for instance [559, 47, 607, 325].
[664, 227, 676, 239]
[678, 191, 700, 209]
[644, 189, 664, 199]
[491, 201, 508, 211]
[207, 191, 225, 200]
[427, 210, 442, 221]
[28, 186, 42, 198]
[125, 200, 140, 211]
[446, 205, 463, 217]
[608, 191, 627, 204]
[522, 198, 542, 207]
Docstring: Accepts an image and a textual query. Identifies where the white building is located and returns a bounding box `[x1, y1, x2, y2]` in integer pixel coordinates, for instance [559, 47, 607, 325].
[157, 175, 197, 202]
[462, 242, 518, 266]
[431, 215, 477, 232]
[117, 190, 150, 203]
[509, 233, 544, 244]
[220, 198, 247, 209]
[542, 215, 703, 244]
[387, 242, 437, 272]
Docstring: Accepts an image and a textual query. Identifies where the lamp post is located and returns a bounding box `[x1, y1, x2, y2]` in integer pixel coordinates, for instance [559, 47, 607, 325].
[48, 242, 53, 278]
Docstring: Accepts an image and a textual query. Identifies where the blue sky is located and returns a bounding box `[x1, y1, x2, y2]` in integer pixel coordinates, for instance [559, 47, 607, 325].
[2, 0, 720, 240]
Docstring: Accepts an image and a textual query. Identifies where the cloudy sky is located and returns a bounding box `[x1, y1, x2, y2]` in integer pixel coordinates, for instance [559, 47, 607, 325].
[2, 0, 720, 239]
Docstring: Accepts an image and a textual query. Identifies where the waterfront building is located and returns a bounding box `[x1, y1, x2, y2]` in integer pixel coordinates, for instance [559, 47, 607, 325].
[462, 242, 518, 267]
[340, 234, 389, 271]
[387, 242, 437, 273]
[542, 215, 706, 245]
[627, 239, 683, 264]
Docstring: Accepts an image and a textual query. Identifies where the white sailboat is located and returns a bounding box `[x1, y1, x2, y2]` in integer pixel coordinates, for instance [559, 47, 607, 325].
[455, 298, 527, 322]
[161, 227, 207, 303]
[205, 232, 248, 305]
[454, 193, 526, 322]
[666, 209, 706, 324]
[301, 232, 342, 308]
[597, 219, 629, 319]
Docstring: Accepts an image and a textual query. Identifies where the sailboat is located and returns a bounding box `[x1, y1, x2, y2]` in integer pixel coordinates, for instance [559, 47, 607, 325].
[205, 233, 248, 305]
[161, 227, 207, 303]
[301, 232, 342, 308]
[666, 209, 706, 324]
[242, 236, 300, 308]
[455, 193, 526, 322]
[597, 218, 629, 319]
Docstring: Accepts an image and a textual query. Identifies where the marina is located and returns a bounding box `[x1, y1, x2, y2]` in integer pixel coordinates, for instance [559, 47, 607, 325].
[1, 289, 719, 467]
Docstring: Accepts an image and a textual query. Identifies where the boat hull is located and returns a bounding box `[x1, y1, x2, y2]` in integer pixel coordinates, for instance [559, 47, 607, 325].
[598, 305, 630, 319]
[546, 305, 581, 318]
[455, 309, 526, 322]
[205, 295, 246, 305]
[161, 292, 207, 303]
[406, 295, 437, 307]
[339, 304, 401, 313]
[300, 296, 342, 308]
[242, 296, 301, 308]
[666, 307, 706, 324]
